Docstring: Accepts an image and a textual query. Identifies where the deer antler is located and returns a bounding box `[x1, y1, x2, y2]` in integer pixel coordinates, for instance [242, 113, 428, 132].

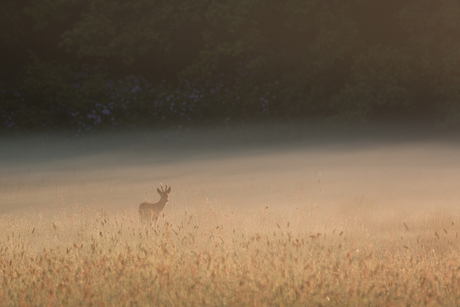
[160, 183, 168, 193]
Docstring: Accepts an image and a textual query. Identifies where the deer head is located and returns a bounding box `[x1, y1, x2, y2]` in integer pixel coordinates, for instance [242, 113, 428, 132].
[157, 184, 171, 201]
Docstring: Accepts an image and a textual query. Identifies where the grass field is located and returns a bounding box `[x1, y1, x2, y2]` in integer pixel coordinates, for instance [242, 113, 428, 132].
[2, 126, 460, 306]
[2, 204, 460, 306]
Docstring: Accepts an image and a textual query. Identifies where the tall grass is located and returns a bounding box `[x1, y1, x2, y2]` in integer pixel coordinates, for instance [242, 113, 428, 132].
[1, 202, 460, 306]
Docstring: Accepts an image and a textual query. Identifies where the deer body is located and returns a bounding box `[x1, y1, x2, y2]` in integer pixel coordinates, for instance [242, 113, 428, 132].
[139, 185, 171, 227]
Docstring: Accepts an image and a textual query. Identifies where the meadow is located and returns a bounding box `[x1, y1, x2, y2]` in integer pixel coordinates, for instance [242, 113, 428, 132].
[1, 125, 460, 306]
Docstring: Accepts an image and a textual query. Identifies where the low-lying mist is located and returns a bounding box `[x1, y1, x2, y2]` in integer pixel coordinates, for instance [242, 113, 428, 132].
[2, 123, 460, 229]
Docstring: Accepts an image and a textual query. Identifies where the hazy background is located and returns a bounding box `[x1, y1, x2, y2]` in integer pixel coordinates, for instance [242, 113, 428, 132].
[2, 123, 460, 231]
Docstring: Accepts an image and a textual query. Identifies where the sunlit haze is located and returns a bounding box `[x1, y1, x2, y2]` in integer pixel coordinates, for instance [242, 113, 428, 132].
[2, 123, 459, 225]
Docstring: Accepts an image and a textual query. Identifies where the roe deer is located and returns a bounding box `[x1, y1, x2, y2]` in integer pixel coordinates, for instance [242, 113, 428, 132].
[139, 184, 171, 227]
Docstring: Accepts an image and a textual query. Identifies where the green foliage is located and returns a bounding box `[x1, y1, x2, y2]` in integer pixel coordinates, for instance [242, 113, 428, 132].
[0, 0, 28, 47]
[3, 0, 460, 131]
[21, 59, 77, 129]
[397, 0, 460, 125]
[330, 46, 414, 121]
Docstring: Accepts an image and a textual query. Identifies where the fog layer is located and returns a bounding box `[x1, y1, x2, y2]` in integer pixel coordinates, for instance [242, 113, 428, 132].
[2, 124, 460, 226]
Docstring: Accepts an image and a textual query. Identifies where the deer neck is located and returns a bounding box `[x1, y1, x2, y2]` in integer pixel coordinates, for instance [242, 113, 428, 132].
[156, 198, 168, 209]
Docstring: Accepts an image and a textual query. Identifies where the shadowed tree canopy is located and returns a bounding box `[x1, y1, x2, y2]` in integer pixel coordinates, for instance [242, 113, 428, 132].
[2, 0, 460, 131]
[25, 0, 268, 80]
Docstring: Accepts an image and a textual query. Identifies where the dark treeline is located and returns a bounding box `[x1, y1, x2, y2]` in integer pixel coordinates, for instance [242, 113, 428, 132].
[1, 0, 460, 133]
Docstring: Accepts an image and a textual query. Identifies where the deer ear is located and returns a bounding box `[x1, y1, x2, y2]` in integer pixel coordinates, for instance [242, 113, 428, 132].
[157, 188, 161, 194]
[167, 187, 171, 193]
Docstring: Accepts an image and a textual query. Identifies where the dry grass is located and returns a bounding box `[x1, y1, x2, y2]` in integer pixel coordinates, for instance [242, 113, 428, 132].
[3, 129, 460, 306]
[1, 202, 460, 307]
